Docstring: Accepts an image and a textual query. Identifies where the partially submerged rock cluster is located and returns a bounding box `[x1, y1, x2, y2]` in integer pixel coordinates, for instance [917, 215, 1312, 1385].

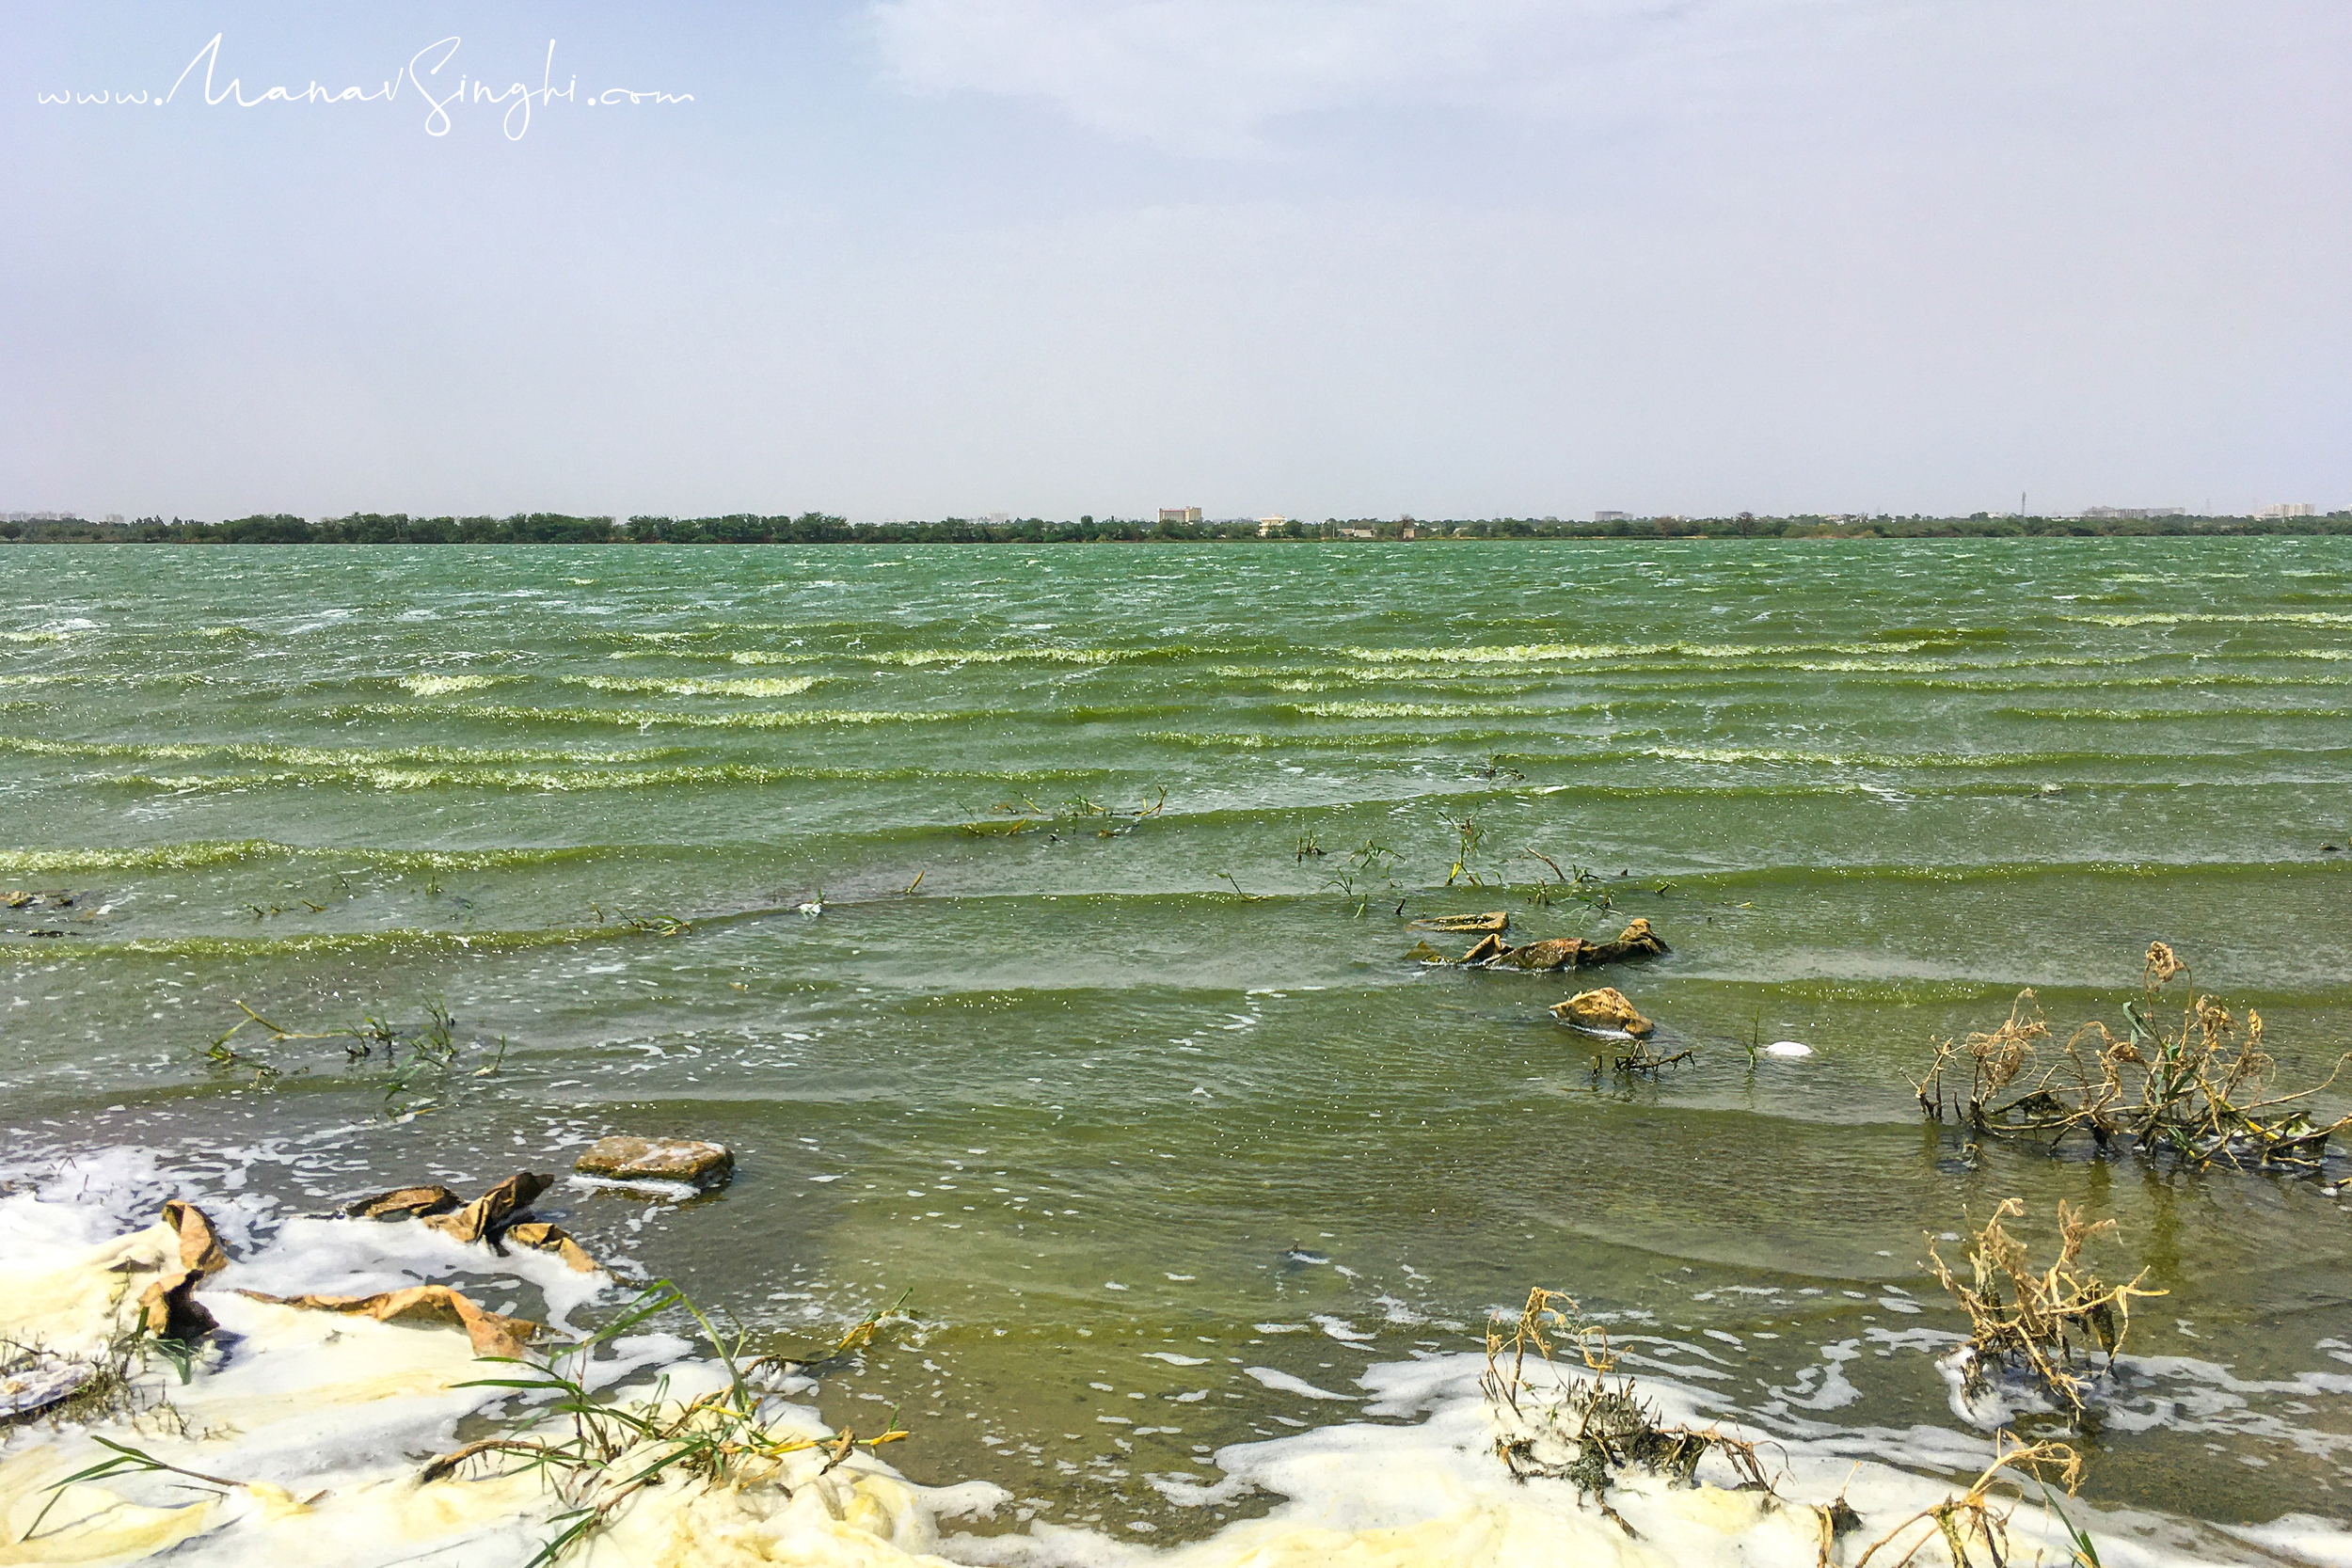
[0, 1171, 945, 1568]
[1406, 913, 1671, 973]
[345, 1171, 599, 1275]
[8, 1132, 739, 1424]
[1408, 914, 1671, 1040]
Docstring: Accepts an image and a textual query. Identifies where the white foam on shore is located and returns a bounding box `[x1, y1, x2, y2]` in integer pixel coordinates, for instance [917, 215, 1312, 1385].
[5, 1153, 2350, 1568]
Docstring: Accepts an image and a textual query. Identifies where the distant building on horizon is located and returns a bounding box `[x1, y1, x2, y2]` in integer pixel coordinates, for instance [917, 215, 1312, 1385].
[1159, 506, 1202, 525]
[2257, 502, 2317, 519]
[1257, 516, 1288, 536]
[1594, 511, 1629, 523]
[2082, 505, 2187, 519]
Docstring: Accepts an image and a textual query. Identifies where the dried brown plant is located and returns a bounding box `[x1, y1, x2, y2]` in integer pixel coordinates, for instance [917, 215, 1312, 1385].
[1926, 1198, 2162, 1420]
[1481, 1287, 1768, 1533]
[1913, 943, 2350, 1171]
[1852, 1433, 2086, 1568]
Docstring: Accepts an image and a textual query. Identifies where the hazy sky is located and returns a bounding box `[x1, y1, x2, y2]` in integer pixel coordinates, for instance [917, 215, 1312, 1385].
[7, 2, 2347, 521]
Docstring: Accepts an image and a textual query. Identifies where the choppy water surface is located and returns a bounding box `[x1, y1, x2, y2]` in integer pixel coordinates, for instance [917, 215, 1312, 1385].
[5, 540, 2350, 1540]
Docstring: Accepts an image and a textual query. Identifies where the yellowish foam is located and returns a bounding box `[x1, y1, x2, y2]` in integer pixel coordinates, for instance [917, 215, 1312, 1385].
[0, 1195, 2329, 1568]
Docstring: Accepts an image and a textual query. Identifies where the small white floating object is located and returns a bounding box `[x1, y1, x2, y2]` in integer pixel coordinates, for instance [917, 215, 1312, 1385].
[1765, 1040, 1814, 1058]
[797, 901, 823, 917]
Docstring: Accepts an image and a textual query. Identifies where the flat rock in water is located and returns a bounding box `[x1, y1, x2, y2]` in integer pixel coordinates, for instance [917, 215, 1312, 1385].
[1550, 987, 1654, 1036]
[575, 1135, 735, 1190]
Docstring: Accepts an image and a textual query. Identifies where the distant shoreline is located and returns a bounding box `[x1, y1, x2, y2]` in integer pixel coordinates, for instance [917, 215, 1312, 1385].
[4, 512, 2347, 545]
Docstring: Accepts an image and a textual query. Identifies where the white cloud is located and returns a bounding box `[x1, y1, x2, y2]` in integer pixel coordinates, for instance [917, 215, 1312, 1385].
[864, 0, 1817, 153]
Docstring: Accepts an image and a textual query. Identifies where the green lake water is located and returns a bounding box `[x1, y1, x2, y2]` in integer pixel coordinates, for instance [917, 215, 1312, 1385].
[4, 540, 2349, 1538]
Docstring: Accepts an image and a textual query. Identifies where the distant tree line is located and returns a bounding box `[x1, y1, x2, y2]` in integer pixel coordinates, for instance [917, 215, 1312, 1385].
[2, 510, 2347, 545]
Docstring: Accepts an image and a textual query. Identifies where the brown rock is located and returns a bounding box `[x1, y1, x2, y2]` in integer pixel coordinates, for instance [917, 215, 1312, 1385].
[1486, 937, 1589, 972]
[239, 1285, 539, 1360]
[421, 1173, 552, 1243]
[1458, 933, 1512, 965]
[1585, 917, 1670, 964]
[162, 1199, 229, 1275]
[503, 1221, 600, 1274]
[342, 1185, 464, 1222]
[1409, 911, 1508, 933]
[1404, 941, 1454, 965]
[574, 1136, 735, 1190]
[140, 1269, 217, 1342]
[1550, 987, 1654, 1036]
[136, 1199, 229, 1343]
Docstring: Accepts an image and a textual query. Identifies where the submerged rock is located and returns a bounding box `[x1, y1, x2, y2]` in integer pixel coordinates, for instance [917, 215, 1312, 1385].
[1487, 937, 1589, 972]
[1411, 918, 1672, 972]
[576, 1135, 736, 1190]
[1409, 911, 1509, 933]
[1550, 987, 1654, 1037]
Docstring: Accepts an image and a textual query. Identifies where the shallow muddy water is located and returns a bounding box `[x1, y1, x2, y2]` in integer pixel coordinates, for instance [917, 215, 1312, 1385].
[4, 539, 2349, 1547]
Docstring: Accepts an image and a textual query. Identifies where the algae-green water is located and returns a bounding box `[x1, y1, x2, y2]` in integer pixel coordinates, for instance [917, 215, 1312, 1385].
[4, 540, 2349, 1535]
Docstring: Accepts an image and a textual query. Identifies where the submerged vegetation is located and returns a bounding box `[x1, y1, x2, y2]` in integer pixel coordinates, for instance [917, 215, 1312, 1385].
[1914, 943, 2351, 1172]
[960, 784, 1168, 840]
[202, 996, 505, 1107]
